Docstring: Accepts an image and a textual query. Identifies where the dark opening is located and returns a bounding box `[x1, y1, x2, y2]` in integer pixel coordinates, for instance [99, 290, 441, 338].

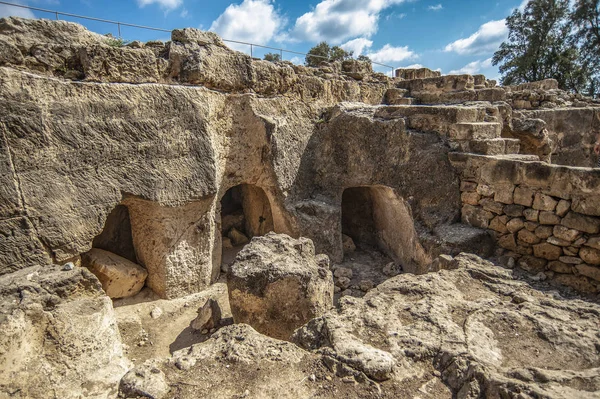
[342, 187, 379, 250]
[92, 204, 137, 263]
[220, 184, 274, 267]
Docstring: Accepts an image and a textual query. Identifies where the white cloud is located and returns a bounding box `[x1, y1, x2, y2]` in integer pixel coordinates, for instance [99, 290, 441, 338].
[210, 0, 284, 49]
[340, 37, 373, 55]
[137, 0, 183, 11]
[402, 63, 424, 68]
[448, 57, 493, 75]
[292, 0, 411, 44]
[444, 19, 507, 55]
[180, 8, 189, 18]
[428, 4, 443, 11]
[290, 56, 303, 65]
[367, 44, 417, 64]
[0, 0, 35, 18]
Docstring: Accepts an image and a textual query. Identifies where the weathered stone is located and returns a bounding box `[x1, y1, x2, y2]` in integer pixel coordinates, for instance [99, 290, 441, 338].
[460, 181, 477, 192]
[539, 211, 561, 225]
[191, 298, 223, 332]
[559, 256, 583, 265]
[533, 193, 558, 211]
[476, 184, 494, 197]
[461, 191, 480, 205]
[580, 247, 600, 266]
[479, 198, 504, 215]
[228, 227, 250, 246]
[585, 237, 600, 250]
[547, 261, 573, 274]
[533, 243, 562, 260]
[119, 364, 169, 399]
[518, 256, 547, 273]
[575, 264, 600, 282]
[518, 229, 541, 245]
[524, 221, 538, 232]
[547, 236, 573, 247]
[534, 225, 553, 239]
[523, 208, 539, 222]
[489, 215, 509, 234]
[552, 274, 598, 294]
[462, 205, 494, 229]
[562, 212, 600, 234]
[553, 225, 582, 243]
[506, 218, 525, 233]
[0, 266, 131, 398]
[82, 248, 148, 299]
[494, 184, 515, 204]
[504, 204, 524, 217]
[341, 234, 356, 253]
[555, 200, 571, 217]
[498, 234, 517, 251]
[513, 186, 534, 207]
[334, 267, 353, 279]
[564, 247, 579, 256]
[227, 233, 333, 340]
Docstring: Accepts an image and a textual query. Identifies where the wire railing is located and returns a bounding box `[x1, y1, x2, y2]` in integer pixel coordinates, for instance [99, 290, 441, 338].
[0, 0, 398, 77]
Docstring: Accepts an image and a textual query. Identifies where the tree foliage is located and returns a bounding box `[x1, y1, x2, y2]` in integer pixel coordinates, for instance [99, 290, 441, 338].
[305, 42, 354, 67]
[264, 52, 281, 62]
[493, 0, 600, 96]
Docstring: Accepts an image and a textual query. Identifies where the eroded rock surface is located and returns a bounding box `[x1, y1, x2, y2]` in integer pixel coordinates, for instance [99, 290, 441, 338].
[0, 265, 130, 399]
[227, 233, 334, 340]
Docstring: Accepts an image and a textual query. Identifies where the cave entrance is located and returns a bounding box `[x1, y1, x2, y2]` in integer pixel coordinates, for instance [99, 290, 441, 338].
[92, 204, 137, 263]
[341, 186, 431, 284]
[220, 184, 274, 268]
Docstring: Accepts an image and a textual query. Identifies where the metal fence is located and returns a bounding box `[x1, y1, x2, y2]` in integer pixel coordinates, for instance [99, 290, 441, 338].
[0, 0, 397, 76]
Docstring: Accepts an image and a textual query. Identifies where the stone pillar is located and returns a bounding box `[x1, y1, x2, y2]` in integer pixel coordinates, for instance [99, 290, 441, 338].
[125, 196, 217, 299]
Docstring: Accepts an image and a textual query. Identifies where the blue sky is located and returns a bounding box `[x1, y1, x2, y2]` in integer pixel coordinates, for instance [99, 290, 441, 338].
[0, 0, 528, 78]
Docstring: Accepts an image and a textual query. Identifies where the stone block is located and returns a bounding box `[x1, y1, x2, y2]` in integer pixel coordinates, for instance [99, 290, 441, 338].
[506, 218, 525, 233]
[460, 181, 477, 192]
[461, 205, 494, 229]
[498, 234, 517, 251]
[525, 222, 538, 232]
[580, 247, 600, 266]
[533, 243, 562, 260]
[461, 191, 480, 206]
[494, 184, 515, 204]
[575, 264, 600, 282]
[523, 208, 539, 222]
[82, 248, 148, 299]
[562, 212, 600, 235]
[548, 261, 573, 274]
[480, 198, 504, 215]
[559, 256, 583, 265]
[553, 225, 582, 243]
[514, 187, 534, 207]
[489, 215, 509, 234]
[535, 226, 553, 239]
[533, 193, 558, 212]
[539, 211, 561, 225]
[585, 237, 600, 250]
[571, 197, 600, 217]
[342, 234, 356, 253]
[547, 236, 572, 247]
[552, 274, 598, 293]
[476, 184, 494, 197]
[504, 205, 524, 218]
[518, 229, 541, 245]
[518, 256, 547, 273]
[227, 233, 334, 340]
[555, 200, 571, 217]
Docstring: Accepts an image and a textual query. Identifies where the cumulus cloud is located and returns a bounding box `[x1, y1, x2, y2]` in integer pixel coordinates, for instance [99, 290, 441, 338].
[210, 0, 285, 48]
[448, 57, 493, 75]
[137, 0, 183, 11]
[428, 4, 443, 11]
[444, 20, 507, 55]
[292, 0, 410, 44]
[340, 37, 373, 55]
[0, 0, 35, 18]
[367, 44, 417, 64]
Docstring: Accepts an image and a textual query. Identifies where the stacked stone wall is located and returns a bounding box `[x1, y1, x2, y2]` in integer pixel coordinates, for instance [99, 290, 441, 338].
[450, 153, 600, 294]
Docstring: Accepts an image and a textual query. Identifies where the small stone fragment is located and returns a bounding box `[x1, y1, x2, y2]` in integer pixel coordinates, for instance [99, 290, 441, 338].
[191, 298, 222, 332]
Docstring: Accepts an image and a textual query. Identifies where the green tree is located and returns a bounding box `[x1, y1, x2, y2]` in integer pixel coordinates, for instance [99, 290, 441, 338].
[493, 0, 587, 92]
[305, 42, 353, 66]
[571, 0, 600, 96]
[357, 55, 372, 63]
[264, 52, 281, 62]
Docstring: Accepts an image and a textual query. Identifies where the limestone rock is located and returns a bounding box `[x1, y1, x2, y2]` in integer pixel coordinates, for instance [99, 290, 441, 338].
[0, 265, 131, 399]
[82, 248, 148, 299]
[228, 227, 250, 246]
[227, 233, 334, 340]
[191, 298, 222, 332]
[341, 234, 356, 253]
[119, 363, 169, 399]
[562, 212, 600, 234]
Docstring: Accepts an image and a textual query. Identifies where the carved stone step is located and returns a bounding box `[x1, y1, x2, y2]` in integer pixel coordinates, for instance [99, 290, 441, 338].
[469, 138, 521, 155]
[450, 122, 502, 140]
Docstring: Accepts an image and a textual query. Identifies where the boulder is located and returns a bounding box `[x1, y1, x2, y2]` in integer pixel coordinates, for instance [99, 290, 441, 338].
[119, 363, 169, 399]
[228, 227, 250, 246]
[0, 265, 131, 398]
[227, 233, 334, 340]
[341, 234, 356, 253]
[82, 248, 148, 299]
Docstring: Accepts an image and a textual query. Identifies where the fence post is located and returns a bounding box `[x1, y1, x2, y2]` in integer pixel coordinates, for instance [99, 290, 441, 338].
[55, 11, 58, 20]
[250, 44, 253, 58]
[118, 23, 121, 38]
